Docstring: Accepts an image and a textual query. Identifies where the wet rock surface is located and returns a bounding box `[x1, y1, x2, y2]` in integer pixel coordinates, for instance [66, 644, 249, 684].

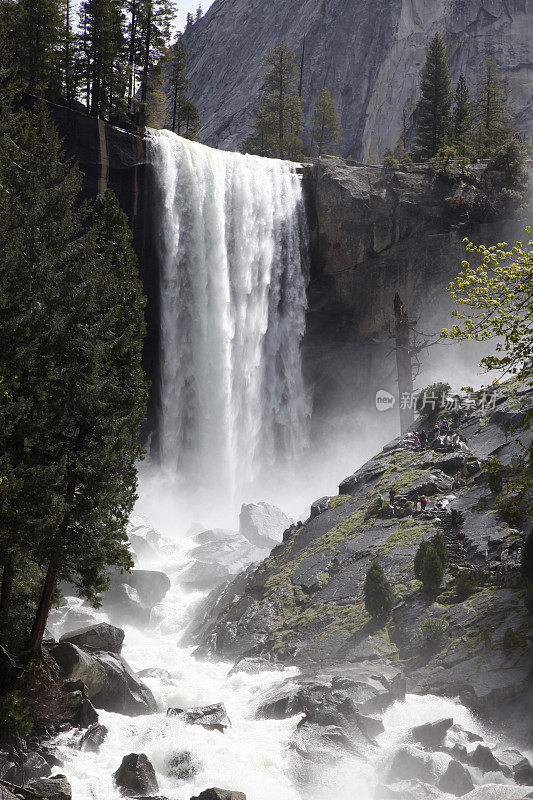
[59, 623, 125, 654]
[114, 753, 159, 796]
[166, 703, 231, 733]
[52, 642, 157, 716]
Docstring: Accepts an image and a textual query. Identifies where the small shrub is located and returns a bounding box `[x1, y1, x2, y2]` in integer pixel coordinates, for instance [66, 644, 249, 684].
[416, 382, 452, 420]
[382, 149, 399, 170]
[414, 540, 430, 580]
[502, 628, 524, 650]
[455, 569, 476, 602]
[431, 531, 448, 569]
[364, 561, 395, 623]
[486, 459, 504, 494]
[489, 138, 527, 183]
[0, 690, 33, 736]
[420, 545, 444, 595]
[412, 616, 448, 649]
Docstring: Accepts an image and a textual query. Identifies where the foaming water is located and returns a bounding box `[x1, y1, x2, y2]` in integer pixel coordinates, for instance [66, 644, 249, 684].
[149, 130, 310, 513]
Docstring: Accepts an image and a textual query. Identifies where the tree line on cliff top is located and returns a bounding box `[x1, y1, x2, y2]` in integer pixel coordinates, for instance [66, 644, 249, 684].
[0, 0, 200, 136]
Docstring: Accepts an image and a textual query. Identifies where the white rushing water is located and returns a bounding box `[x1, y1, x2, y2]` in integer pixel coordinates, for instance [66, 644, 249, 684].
[149, 130, 310, 507]
[48, 517, 526, 800]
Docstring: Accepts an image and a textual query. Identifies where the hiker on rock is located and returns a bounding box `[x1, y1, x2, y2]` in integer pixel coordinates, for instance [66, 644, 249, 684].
[413, 494, 420, 511]
[453, 470, 462, 490]
[420, 430, 427, 448]
[389, 488, 396, 505]
[420, 495, 427, 511]
[377, 494, 384, 511]
[413, 432, 420, 448]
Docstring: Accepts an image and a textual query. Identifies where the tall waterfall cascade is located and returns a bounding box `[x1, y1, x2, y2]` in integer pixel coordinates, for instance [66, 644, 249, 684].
[148, 130, 310, 501]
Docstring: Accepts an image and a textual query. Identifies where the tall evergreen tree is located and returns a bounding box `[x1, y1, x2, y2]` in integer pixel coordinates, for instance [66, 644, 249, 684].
[245, 43, 303, 160]
[364, 561, 394, 623]
[14, 0, 62, 94]
[452, 73, 472, 155]
[167, 36, 199, 138]
[473, 55, 514, 159]
[195, 5, 203, 21]
[138, 0, 176, 112]
[414, 33, 452, 160]
[311, 88, 342, 156]
[81, 0, 126, 118]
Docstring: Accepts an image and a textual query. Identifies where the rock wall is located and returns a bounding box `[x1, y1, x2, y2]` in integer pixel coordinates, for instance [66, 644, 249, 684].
[182, 0, 533, 159]
[49, 103, 160, 437]
[303, 156, 528, 427]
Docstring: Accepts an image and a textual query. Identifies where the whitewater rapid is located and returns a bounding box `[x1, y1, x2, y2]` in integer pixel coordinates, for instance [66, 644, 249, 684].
[149, 130, 310, 505]
[47, 515, 522, 800]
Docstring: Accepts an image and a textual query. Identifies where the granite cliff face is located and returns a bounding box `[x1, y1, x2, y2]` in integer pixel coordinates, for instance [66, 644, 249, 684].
[183, 0, 532, 158]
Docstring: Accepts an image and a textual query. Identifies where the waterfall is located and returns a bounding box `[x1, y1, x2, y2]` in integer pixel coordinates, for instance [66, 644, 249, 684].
[148, 130, 310, 501]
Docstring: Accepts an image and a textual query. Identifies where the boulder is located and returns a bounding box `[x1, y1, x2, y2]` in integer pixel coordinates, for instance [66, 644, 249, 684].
[60, 623, 125, 654]
[227, 657, 282, 676]
[166, 750, 196, 779]
[468, 744, 507, 774]
[387, 746, 437, 784]
[354, 712, 384, 740]
[239, 502, 291, 547]
[374, 780, 441, 799]
[338, 473, 359, 495]
[138, 667, 172, 682]
[114, 753, 158, 796]
[514, 757, 533, 785]
[310, 497, 330, 520]
[109, 569, 171, 609]
[439, 760, 474, 797]
[167, 703, 230, 733]
[52, 642, 157, 716]
[100, 583, 152, 626]
[79, 723, 108, 752]
[22, 751, 50, 781]
[411, 718, 453, 747]
[191, 791, 246, 800]
[63, 679, 99, 728]
[409, 471, 454, 498]
[28, 775, 72, 800]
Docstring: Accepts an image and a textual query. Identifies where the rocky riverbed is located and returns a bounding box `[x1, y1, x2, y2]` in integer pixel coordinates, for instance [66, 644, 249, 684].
[2, 379, 532, 800]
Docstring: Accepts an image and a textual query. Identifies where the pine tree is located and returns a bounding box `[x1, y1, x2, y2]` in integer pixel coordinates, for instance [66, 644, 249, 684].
[138, 0, 176, 113]
[81, 0, 126, 118]
[195, 5, 203, 21]
[414, 33, 452, 160]
[167, 36, 199, 138]
[245, 43, 303, 160]
[311, 88, 342, 157]
[452, 73, 472, 156]
[14, 0, 62, 94]
[185, 12, 194, 29]
[420, 545, 444, 595]
[473, 56, 514, 159]
[364, 561, 394, 623]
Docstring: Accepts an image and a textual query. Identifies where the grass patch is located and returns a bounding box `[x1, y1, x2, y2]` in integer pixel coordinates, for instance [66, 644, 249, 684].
[379, 518, 433, 554]
[328, 494, 351, 510]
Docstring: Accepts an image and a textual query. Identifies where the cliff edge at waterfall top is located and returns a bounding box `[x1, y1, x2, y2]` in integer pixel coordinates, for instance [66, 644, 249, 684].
[1, 2, 533, 800]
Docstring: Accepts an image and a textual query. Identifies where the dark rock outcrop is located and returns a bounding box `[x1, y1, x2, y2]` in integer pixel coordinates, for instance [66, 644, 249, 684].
[28, 774, 72, 800]
[52, 642, 157, 716]
[411, 718, 453, 748]
[60, 623, 125, 654]
[114, 753, 158, 796]
[166, 703, 231, 733]
[166, 750, 196, 780]
[79, 723, 108, 752]
[190, 790, 246, 800]
[438, 760, 474, 797]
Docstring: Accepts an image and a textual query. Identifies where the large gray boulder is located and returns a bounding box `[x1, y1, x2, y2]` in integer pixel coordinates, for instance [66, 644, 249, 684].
[28, 775, 72, 800]
[239, 502, 291, 547]
[386, 746, 437, 785]
[411, 718, 453, 748]
[52, 641, 157, 716]
[439, 760, 474, 797]
[408, 470, 454, 498]
[114, 753, 158, 796]
[167, 703, 230, 733]
[191, 791, 246, 800]
[60, 623, 125, 654]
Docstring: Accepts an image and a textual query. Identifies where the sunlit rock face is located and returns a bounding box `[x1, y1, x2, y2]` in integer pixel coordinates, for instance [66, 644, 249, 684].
[182, 0, 532, 158]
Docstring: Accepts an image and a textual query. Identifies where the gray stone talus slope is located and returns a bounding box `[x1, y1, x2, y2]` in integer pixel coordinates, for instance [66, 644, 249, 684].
[181, 0, 532, 158]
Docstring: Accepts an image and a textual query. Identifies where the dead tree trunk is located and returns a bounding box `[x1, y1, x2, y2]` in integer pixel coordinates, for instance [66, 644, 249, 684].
[394, 293, 415, 434]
